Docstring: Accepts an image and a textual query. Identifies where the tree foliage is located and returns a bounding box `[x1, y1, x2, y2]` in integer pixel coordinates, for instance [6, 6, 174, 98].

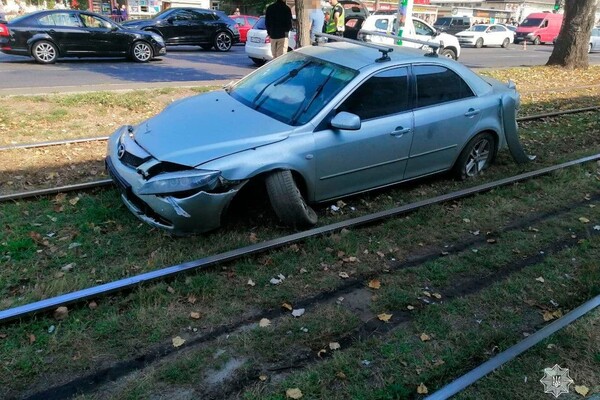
[547, 0, 598, 69]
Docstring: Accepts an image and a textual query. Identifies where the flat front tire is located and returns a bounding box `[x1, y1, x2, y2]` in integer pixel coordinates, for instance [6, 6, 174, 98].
[266, 170, 317, 228]
[440, 48, 457, 60]
[475, 38, 483, 48]
[214, 31, 232, 52]
[131, 41, 153, 62]
[32, 40, 58, 64]
[501, 38, 510, 48]
[454, 133, 496, 180]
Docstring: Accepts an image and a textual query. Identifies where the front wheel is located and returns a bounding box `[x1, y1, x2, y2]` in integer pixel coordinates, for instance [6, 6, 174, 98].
[266, 170, 317, 228]
[214, 31, 233, 52]
[440, 48, 457, 60]
[131, 41, 153, 62]
[501, 38, 510, 48]
[475, 38, 483, 48]
[532, 36, 541, 45]
[453, 133, 496, 180]
[32, 40, 58, 64]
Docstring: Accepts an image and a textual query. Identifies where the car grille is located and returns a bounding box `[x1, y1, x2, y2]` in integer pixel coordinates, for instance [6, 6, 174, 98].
[121, 151, 149, 168]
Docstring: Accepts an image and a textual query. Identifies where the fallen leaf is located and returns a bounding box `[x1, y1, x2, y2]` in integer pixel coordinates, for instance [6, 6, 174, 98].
[299, 268, 308, 273]
[378, 313, 392, 322]
[54, 306, 69, 320]
[88, 301, 98, 310]
[574, 385, 589, 396]
[28, 333, 36, 344]
[259, 374, 268, 381]
[407, 305, 415, 310]
[343, 256, 359, 263]
[249, 232, 258, 243]
[417, 383, 428, 394]
[339, 272, 350, 279]
[292, 308, 305, 318]
[329, 342, 341, 350]
[259, 318, 271, 327]
[423, 291, 431, 297]
[167, 286, 175, 294]
[420, 333, 431, 342]
[68, 197, 80, 206]
[172, 336, 185, 348]
[432, 293, 442, 299]
[286, 388, 303, 399]
[368, 279, 381, 289]
[289, 244, 300, 252]
[187, 295, 197, 304]
[487, 238, 497, 244]
[282, 302, 293, 311]
[317, 349, 327, 357]
[463, 218, 471, 223]
[336, 371, 347, 379]
[190, 312, 201, 319]
[376, 251, 385, 258]
[536, 276, 545, 283]
[247, 279, 256, 287]
[578, 217, 590, 223]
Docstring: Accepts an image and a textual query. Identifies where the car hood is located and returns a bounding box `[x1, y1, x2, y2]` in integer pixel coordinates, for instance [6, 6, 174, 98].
[133, 91, 290, 167]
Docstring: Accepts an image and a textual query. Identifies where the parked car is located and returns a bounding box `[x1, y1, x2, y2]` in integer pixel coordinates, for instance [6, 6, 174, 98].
[434, 16, 474, 36]
[0, 9, 165, 64]
[358, 15, 461, 60]
[456, 24, 514, 48]
[121, 7, 239, 51]
[106, 40, 520, 234]
[554, 26, 600, 53]
[229, 14, 258, 43]
[244, 16, 297, 65]
[514, 12, 562, 45]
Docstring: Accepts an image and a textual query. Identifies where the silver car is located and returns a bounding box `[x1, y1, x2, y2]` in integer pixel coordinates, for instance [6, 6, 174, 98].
[106, 41, 520, 234]
[590, 27, 600, 53]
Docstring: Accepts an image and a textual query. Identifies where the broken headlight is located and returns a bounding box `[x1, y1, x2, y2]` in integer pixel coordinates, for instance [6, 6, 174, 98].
[138, 170, 222, 195]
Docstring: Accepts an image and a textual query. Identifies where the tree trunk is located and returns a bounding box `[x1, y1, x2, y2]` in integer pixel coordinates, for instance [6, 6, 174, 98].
[546, 0, 598, 69]
[295, 0, 311, 48]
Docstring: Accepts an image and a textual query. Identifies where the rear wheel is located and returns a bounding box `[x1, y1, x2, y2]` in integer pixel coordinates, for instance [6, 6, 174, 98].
[475, 38, 483, 48]
[501, 37, 510, 48]
[214, 31, 232, 52]
[453, 133, 496, 180]
[440, 48, 457, 60]
[32, 40, 58, 64]
[532, 36, 541, 45]
[250, 57, 265, 66]
[266, 170, 317, 228]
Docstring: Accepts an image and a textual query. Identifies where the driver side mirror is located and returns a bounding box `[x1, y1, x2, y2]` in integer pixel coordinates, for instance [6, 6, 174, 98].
[331, 112, 361, 130]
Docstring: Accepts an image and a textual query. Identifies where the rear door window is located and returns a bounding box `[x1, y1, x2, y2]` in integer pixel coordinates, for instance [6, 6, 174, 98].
[414, 65, 474, 108]
[38, 12, 81, 27]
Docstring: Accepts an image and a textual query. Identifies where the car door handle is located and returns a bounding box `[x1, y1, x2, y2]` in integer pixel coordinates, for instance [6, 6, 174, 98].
[464, 108, 480, 117]
[390, 127, 411, 137]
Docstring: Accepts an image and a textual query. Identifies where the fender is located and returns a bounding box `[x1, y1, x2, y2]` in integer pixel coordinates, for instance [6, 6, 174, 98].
[501, 94, 536, 163]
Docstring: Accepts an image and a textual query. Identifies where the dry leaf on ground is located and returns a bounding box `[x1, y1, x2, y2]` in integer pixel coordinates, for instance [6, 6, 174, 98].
[54, 306, 68, 320]
[286, 388, 303, 399]
[574, 385, 589, 396]
[378, 313, 392, 322]
[420, 333, 431, 342]
[536, 276, 545, 283]
[259, 374, 268, 381]
[282, 302, 293, 311]
[190, 312, 201, 319]
[259, 318, 271, 327]
[247, 279, 256, 287]
[172, 336, 185, 348]
[578, 217, 590, 223]
[368, 279, 381, 289]
[329, 342, 341, 350]
[339, 272, 350, 279]
[417, 383, 428, 394]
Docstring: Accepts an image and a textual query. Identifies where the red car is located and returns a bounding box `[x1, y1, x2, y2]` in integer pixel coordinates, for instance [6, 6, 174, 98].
[230, 14, 259, 43]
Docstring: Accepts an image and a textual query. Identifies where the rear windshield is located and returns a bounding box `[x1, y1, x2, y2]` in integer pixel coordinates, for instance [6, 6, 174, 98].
[519, 18, 543, 27]
[254, 16, 266, 30]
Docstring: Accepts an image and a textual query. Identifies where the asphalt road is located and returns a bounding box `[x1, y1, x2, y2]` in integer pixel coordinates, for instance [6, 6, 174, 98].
[1, 43, 599, 95]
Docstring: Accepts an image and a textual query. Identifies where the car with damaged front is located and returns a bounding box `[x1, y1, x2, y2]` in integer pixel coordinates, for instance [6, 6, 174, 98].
[106, 39, 522, 234]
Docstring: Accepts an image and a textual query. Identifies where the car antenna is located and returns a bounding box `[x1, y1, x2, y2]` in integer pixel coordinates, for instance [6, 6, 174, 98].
[354, 30, 445, 57]
[315, 33, 393, 62]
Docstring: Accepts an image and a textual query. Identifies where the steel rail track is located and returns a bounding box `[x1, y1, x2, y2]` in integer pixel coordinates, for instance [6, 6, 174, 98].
[0, 106, 598, 152]
[0, 180, 113, 202]
[1, 152, 599, 324]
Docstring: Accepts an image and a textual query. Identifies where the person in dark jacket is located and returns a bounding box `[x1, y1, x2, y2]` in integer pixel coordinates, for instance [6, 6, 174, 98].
[265, 0, 292, 59]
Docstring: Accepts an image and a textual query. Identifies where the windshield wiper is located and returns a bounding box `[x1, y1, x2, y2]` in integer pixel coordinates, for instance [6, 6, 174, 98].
[250, 60, 312, 109]
[289, 69, 334, 125]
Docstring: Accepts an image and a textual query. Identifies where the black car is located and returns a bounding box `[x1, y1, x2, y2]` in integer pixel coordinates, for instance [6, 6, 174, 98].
[121, 8, 240, 52]
[0, 10, 166, 64]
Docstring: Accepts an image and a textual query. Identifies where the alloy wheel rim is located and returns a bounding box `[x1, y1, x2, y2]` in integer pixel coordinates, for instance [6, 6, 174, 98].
[35, 43, 56, 62]
[216, 33, 231, 51]
[134, 43, 151, 61]
[465, 139, 491, 177]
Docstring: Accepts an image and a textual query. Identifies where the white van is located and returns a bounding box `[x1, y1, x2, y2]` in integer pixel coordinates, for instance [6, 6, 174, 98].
[357, 15, 461, 60]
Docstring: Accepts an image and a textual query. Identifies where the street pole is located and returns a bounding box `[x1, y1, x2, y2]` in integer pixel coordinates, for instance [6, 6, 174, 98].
[397, 0, 413, 45]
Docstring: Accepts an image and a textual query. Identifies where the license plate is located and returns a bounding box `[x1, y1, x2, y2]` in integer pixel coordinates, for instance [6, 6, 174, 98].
[251, 37, 261, 43]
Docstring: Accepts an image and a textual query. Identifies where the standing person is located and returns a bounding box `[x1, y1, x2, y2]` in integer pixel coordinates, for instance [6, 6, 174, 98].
[233, 7, 240, 16]
[325, 0, 344, 36]
[309, 0, 325, 44]
[265, 0, 292, 59]
[120, 4, 128, 21]
[54, 0, 66, 9]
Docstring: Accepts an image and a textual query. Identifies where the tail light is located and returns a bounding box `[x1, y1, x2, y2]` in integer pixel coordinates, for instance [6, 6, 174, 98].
[265, 35, 270, 44]
[0, 24, 9, 37]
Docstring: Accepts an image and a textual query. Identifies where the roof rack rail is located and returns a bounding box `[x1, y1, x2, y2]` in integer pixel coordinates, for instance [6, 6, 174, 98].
[315, 32, 394, 62]
[353, 30, 445, 57]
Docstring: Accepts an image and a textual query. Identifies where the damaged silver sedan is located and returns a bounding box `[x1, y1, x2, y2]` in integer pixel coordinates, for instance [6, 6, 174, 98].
[106, 40, 523, 234]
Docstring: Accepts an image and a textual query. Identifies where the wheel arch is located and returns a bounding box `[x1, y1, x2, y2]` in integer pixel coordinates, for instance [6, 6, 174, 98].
[27, 35, 61, 57]
[451, 129, 499, 169]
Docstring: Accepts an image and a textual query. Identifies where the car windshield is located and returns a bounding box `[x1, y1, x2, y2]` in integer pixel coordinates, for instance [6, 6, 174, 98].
[519, 18, 543, 27]
[469, 25, 489, 32]
[434, 17, 452, 26]
[228, 52, 357, 126]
